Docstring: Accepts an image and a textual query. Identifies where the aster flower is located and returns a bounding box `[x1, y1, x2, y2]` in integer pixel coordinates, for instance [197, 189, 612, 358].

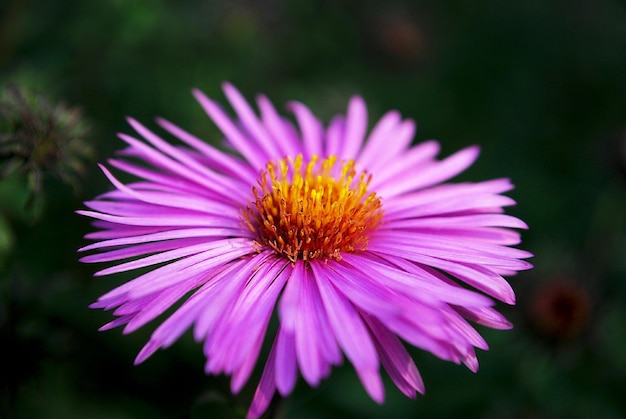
[78, 84, 532, 418]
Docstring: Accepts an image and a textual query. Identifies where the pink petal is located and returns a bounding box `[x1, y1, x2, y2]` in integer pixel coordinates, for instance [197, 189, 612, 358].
[324, 115, 345, 157]
[369, 139, 440, 188]
[156, 117, 257, 181]
[256, 94, 301, 158]
[222, 82, 282, 159]
[246, 340, 278, 419]
[310, 262, 379, 372]
[358, 114, 417, 174]
[287, 101, 323, 159]
[79, 227, 249, 252]
[371, 245, 517, 304]
[363, 313, 425, 396]
[375, 146, 480, 197]
[279, 262, 337, 386]
[340, 96, 368, 160]
[192, 88, 268, 169]
[274, 328, 298, 396]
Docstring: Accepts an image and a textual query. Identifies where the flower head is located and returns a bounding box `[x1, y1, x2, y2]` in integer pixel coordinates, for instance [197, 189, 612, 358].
[1, 84, 92, 194]
[78, 84, 533, 418]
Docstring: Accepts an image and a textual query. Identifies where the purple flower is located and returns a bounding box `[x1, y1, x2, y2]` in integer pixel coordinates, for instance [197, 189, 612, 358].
[78, 84, 532, 418]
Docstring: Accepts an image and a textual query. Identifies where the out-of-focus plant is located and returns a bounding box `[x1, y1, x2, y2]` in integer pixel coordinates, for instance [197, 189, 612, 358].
[0, 83, 93, 268]
[0, 84, 93, 203]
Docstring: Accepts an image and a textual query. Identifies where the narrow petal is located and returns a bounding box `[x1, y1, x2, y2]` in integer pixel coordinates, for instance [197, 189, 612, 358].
[247, 341, 278, 419]
[98, 164, 239, 216]
[205, 258, 289, 391]
[128, 117, 236, 186]
[274, 328, 298, 396]
[279, 262, 337, 386]
[363, 313, 425, 397]
[287, 101, 323, 159]
[192, 88, 268, 169]
[76, 209, 242, 228]
[79, 227, 249, 252]
[192, 255, 271, 342]
[358, 114, 418, 174]
[375, 146, 481, 197]
[356, 367, 385, 404]
[222, 82, 282, 159]
[156, 117, 257, 181]
[369, 244, 517, 303]
[383, 179, 515, 219]
[257, 94, 301, 158]
[310, 262, 379, 373]
[92, 239, 246, 276]
[324, 115, 345, 157]
[80, 238, 209, 264]
[96, 240, 251, 300]
[123, 272, 206, 334]
[369, 139, 440, 189]
[340, 253, 493, 308]
[340, 96, 368, 160]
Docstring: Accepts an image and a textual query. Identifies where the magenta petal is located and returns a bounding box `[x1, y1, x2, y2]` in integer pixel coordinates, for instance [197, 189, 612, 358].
[325, 115, 345, 157]
[257, 94, 301, 158]
[383, 213, 529, 230]
[134, 340, 161, 365]
[310, 261, 379, 372]
[192, 88, 268, 169]
[357, 367, 385, 404]
[117, 132, 238, 198]
[300, 266, 343, 367]
[340, 253, 493, 308]
[93, 239, 249, 277]
[322, 261, 404, 319]
[356, 110, 405, 171]
[246, 340, 278, 419]
[97, 164, 239, 216]
[274, 328, 298, 396]
[280, 262, 336, 387]
[222, 82, 282, 159]
[98, 314, 134, 332]
[80, 238, 210, 264]
[205, 259, 289, 390]
[156, 117, 257, 181]
[382, 178, 515, 219]
[96, 241, 251, 300]
[76, 209, 238, 228]
[126, 118, 242, 193]
[369, 139, 440, 189]
[231, 328, 267, 394]
[122, 274, 205, 334]
[371, 233, 533, 271]
[339, 96, 368, 160]
[454, 305, 513, 330]
[378, 145, 481, 197]
[79, 227, 249, 253]
[193, 255, 270, 343]
[364, 313, 425, 397]
[462, 349, 479, 373]
[368, 242, 517, 304]
[287, 101, 323, 159]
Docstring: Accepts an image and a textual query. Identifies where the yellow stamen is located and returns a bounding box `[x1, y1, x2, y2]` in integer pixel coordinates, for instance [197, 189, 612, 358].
[243, 154, 383, 263]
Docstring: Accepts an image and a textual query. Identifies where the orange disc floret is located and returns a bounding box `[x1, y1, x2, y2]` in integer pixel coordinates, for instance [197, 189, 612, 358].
[244, 154, 383, 263]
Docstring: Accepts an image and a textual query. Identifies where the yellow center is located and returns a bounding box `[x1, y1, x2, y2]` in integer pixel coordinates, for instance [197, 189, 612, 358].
[243, 154, 383, 263]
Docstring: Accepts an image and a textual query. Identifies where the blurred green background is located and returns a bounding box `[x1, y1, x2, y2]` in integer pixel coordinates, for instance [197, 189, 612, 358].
[1, 0, 626, 418]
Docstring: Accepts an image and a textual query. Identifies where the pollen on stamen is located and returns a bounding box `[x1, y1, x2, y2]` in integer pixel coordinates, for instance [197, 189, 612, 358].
[243, 154, 383, 263]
